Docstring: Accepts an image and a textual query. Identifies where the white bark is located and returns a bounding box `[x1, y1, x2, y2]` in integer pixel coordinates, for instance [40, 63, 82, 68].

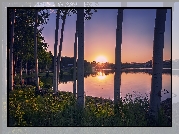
[34, 9, 39, 90]
[73, 20, 78, 97]
[57, 13, 66, 85]
[114, 9, 123, 104]
[53, 9, 59, 93]
[149, 9, 167, 121]
[9, 9, 15, 91]
[77, 9, 85, 108]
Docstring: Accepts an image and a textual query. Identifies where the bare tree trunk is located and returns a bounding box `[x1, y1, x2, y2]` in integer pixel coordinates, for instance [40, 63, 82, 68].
[25, 62, 27, 75]
[9, 9, 15, 91]
[34, 9, 39, 90]
[14, 54, 18, 77]
[114, 9, 123, 105]
[13, 56, 17, 76]
[20, 59, 22, 81]
[73, 20, 78, 97]
[53, 9, 59, 93]
[77, 9, 85, 108]
[57, 12, 66, 85]
[149, 9, 167, 123]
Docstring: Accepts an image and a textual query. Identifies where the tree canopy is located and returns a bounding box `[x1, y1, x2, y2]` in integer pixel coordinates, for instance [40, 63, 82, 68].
[9, 9, 51, 71]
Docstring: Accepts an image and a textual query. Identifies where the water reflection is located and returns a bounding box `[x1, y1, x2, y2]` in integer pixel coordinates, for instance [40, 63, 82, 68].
[56, 68, 172, 102]
[97, 71, 106, 80]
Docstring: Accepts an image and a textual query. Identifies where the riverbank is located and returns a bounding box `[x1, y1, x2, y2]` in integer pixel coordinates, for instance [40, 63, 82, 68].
[8, 86, 171, 126]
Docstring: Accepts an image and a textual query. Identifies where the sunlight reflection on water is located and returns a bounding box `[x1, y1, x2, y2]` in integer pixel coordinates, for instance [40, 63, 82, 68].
[58, 69, 173, 102]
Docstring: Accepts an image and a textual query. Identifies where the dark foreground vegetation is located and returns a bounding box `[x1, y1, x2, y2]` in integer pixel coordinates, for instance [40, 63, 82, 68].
[9, 86, 171, 126]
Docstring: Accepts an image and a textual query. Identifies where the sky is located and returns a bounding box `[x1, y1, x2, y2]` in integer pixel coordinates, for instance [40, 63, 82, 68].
[41, 8, 171, 63]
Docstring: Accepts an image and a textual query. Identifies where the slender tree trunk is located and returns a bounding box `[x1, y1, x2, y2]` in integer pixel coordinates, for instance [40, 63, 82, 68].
[73, 20, 78, 97]
[13, 55, 16, 77]
[114, 9, 123, 105]
[20, 59, 23, 81]
[14, 54, 18, 77]
[149, 9, 167, 123]
[57, 57, 59, 83]
[34, 9, 39, 90]
[57, 13, 66, 85]
[77, 9, 85, 108]
[15, 54, 18, 76]
[25, 62, 27, 75]
[53, 9, 59, 93]
[9, 9, 15, 91]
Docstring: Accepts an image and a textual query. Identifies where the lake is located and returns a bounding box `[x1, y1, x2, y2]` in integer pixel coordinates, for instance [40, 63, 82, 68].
[58, 68, 173, 102]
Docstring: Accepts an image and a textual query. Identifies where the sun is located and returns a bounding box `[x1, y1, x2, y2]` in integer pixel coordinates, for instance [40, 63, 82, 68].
[95, 55, 108, 63]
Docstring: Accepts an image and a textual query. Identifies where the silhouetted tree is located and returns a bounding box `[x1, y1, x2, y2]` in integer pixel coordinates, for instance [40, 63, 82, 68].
[149, 9, 167, 124]
[34, 9, 39, 91]
[114, 9, 123, 105]
[9, 9, 15, 91]
[73, 20, 78, 97]
[53, 9, 60, 93]
[77, 9, 85, 108]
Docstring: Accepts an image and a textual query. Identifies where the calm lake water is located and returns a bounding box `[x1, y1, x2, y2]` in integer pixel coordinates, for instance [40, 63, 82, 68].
[58, 68, 173, 102]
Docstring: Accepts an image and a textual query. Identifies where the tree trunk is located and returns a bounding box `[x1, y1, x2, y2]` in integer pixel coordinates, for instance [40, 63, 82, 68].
[9, 9, 15, 91]
[14, 54, 18, 77]
[34, 9, 39, 90]
[114, 9, 123, 105]
[73, 20, 78, 97]
[20, 59, 23, 81]
[25, 62, 27, 75]
[77, 9, 85, 108]
[57, 12, 66, 85]
[53, 9, 59, 93]
[149, 9, 167, 123]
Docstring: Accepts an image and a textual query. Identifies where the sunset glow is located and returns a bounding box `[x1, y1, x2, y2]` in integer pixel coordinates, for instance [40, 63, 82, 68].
[97, 72, 106, 80]
[43, 9, 171, 63]
[95, 55, 108, 63]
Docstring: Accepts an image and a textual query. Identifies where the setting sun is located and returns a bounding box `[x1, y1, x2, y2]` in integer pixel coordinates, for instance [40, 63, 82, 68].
[95, 55, 108, 63]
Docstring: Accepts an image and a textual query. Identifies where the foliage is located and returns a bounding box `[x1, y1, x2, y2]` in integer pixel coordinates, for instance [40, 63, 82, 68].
[9, 87, 171, 126]
[9, 9, 51, 71]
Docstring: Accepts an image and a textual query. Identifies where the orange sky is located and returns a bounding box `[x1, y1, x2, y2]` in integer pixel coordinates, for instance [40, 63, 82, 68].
[43, 9, 171, 63]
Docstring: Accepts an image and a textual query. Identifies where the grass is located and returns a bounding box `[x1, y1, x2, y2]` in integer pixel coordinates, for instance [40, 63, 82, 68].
[8, 86, 171, 126]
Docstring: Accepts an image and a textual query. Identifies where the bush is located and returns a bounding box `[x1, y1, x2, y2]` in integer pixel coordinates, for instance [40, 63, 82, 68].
[8, 88, 171, 126]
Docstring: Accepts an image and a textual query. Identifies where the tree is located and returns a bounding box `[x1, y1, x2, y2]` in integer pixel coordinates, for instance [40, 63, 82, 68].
[53, 9, 60, 93]
[57, 9, 69, 85]
[149, 9, 167, 124]
[73, 20, 78, 97]
[73, 8, 97, 108]
[12, 9, 50, 82]
[114, 9, 123, 105]
[9, 9, 15, 91]
[54, 8, 97, 98]
[38, 51, 52, 71]
[34, 9, 39, 90]
[77, 9, 85, 108]
[47, 6, 97, 105]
